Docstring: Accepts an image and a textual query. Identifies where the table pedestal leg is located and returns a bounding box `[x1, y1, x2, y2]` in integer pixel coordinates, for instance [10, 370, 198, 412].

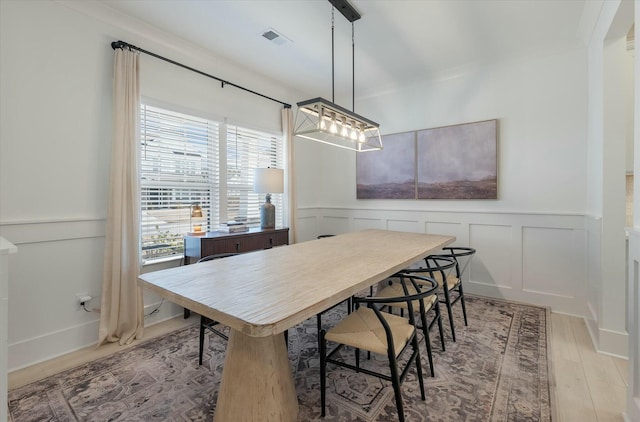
[214, 330, 298, 422]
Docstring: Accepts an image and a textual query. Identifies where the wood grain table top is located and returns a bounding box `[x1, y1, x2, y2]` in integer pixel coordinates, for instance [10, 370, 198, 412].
[138, 229, 455, 337]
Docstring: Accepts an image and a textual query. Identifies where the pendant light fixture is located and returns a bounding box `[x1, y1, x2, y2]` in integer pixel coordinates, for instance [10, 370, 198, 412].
[293, 0, 383, 152]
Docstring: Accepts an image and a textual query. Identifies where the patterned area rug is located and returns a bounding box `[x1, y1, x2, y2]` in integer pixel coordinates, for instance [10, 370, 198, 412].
[8, 295, 552, 421]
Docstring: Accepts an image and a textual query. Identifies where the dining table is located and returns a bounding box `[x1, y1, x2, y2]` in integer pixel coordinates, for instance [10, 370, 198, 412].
[138, 228, 455, 421]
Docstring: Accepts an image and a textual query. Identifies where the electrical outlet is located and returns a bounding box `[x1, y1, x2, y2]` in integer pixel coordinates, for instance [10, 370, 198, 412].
[75, 293, 92, 309]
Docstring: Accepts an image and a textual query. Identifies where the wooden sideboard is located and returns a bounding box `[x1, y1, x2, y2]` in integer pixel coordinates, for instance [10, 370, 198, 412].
[184, 227, 289, 265]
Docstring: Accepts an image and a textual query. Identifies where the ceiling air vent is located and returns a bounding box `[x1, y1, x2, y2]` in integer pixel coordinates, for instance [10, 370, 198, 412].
[261, 28, 291, 46]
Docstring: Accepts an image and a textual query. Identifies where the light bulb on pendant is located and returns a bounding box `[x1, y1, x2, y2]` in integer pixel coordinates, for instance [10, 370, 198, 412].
[329, 113, 338, 134]
[350, 120, 358, 140]
[358, 123, 366, 143]
[340, 117, 349, 137]
[319, 107, 327, 131]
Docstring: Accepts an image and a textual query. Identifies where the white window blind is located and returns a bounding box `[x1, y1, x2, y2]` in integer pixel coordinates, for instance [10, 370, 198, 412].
[140, 105, 219, 262]
[226, 124, 284, 226]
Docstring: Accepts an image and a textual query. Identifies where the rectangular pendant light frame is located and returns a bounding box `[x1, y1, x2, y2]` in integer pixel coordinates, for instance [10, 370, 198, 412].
[294, 97, 383, 152]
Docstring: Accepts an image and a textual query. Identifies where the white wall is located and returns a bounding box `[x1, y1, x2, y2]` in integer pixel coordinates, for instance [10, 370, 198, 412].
[296, 47, 588, 214]
[0, 0, 304, 370]
[295, 43, 591, 317]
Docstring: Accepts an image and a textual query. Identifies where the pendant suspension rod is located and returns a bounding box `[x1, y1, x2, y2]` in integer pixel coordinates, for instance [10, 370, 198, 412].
[352, 22, 355, 112]
[331, 8, 335, 104]
[110, 40, 291, 109]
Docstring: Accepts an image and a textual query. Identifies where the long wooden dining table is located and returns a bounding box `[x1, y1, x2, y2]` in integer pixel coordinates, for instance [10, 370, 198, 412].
[138, 229, 455, 421]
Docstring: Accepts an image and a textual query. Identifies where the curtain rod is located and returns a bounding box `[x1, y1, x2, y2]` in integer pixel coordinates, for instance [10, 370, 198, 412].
[111, 40, 292, 109]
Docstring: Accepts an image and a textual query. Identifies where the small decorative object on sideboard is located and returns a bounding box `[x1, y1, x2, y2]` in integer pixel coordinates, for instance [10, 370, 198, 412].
[189, 203, 206, 236]
[218, 221, 249, 233]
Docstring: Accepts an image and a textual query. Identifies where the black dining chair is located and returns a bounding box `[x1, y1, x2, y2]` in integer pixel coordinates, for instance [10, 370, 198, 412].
[376, 258, 455, 377]
[424, 247, 476, 342]
[319, 272, 437, 422]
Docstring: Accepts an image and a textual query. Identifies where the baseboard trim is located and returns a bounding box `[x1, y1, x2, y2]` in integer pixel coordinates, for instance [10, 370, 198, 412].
[583, 314, 629, 359]
[8, 302, 181, 372]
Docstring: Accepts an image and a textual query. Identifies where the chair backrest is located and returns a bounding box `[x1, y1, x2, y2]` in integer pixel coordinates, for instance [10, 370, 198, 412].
[354, 273, 438, 355]
[438, 247, 476, 279]
[197, 253, 240, 263]
[402, 255, 457, 281]
[357, 274, 437, 321]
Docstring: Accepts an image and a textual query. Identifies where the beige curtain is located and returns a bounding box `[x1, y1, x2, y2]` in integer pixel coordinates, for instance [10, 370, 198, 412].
[98, 47, 144, 346]
[282, 108, 296, 244]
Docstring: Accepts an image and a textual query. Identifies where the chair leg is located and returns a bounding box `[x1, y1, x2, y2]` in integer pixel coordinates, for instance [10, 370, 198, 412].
[320, 329, 327, 417]
[317, 313, 323, 358]
[443, 288, 456, 342]
[435, 303, 446, 352]
[388, 349, 405, 422]
[199, 316, 206, 365]
[355, 348, 360, 372]
[459, 284, 468, 326]
[284, 329, 288, 349]
[420, 310, 435, 377]
[413, 335, 426, 400]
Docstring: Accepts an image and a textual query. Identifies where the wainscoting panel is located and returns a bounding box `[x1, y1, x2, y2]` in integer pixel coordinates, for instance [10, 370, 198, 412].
[387, 219, 421, 233]
[522, 226, 578, 297]
[469, 224, 514, 290]
[292, 214, 318, 242]
[299, 207, 586, 315]
[353, 217, 384, 231]
[585, 215, 602, 348]
[425, 221, 464, 244]
[320, 216, 350, 235]
[1, 218, 182, 371]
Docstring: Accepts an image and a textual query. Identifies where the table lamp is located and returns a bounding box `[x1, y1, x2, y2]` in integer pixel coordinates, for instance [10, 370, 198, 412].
[253, 167, 284, 229]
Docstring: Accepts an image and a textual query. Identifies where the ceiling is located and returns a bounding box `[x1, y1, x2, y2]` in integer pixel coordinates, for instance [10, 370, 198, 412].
[101, 0, 587, 101]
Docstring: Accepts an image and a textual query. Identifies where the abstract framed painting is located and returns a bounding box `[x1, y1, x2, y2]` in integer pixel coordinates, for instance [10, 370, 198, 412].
[416, 119, 497, 199]
[356, 131, 415, 199]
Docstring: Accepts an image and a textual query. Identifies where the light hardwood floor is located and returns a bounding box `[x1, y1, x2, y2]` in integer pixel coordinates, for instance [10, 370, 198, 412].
[8, 313, 629, 421]
[550, 313, 628, 421]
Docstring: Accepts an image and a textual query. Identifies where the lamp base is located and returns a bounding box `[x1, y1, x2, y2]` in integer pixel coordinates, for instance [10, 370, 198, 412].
[260, 194, 276, 229]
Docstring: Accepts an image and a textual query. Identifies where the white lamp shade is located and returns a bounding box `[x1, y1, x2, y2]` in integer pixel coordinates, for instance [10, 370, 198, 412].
[253, 168, 284, 193]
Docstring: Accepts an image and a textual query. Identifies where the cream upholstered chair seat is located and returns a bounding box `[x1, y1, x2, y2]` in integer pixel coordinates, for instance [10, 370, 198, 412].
[325, 307, 414, 356]
[431, 271, 460, 291]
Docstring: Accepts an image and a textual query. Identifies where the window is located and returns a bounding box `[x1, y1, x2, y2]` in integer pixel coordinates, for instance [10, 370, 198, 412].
[140, 104, 284, 263]
[226, 124, 284, 224]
